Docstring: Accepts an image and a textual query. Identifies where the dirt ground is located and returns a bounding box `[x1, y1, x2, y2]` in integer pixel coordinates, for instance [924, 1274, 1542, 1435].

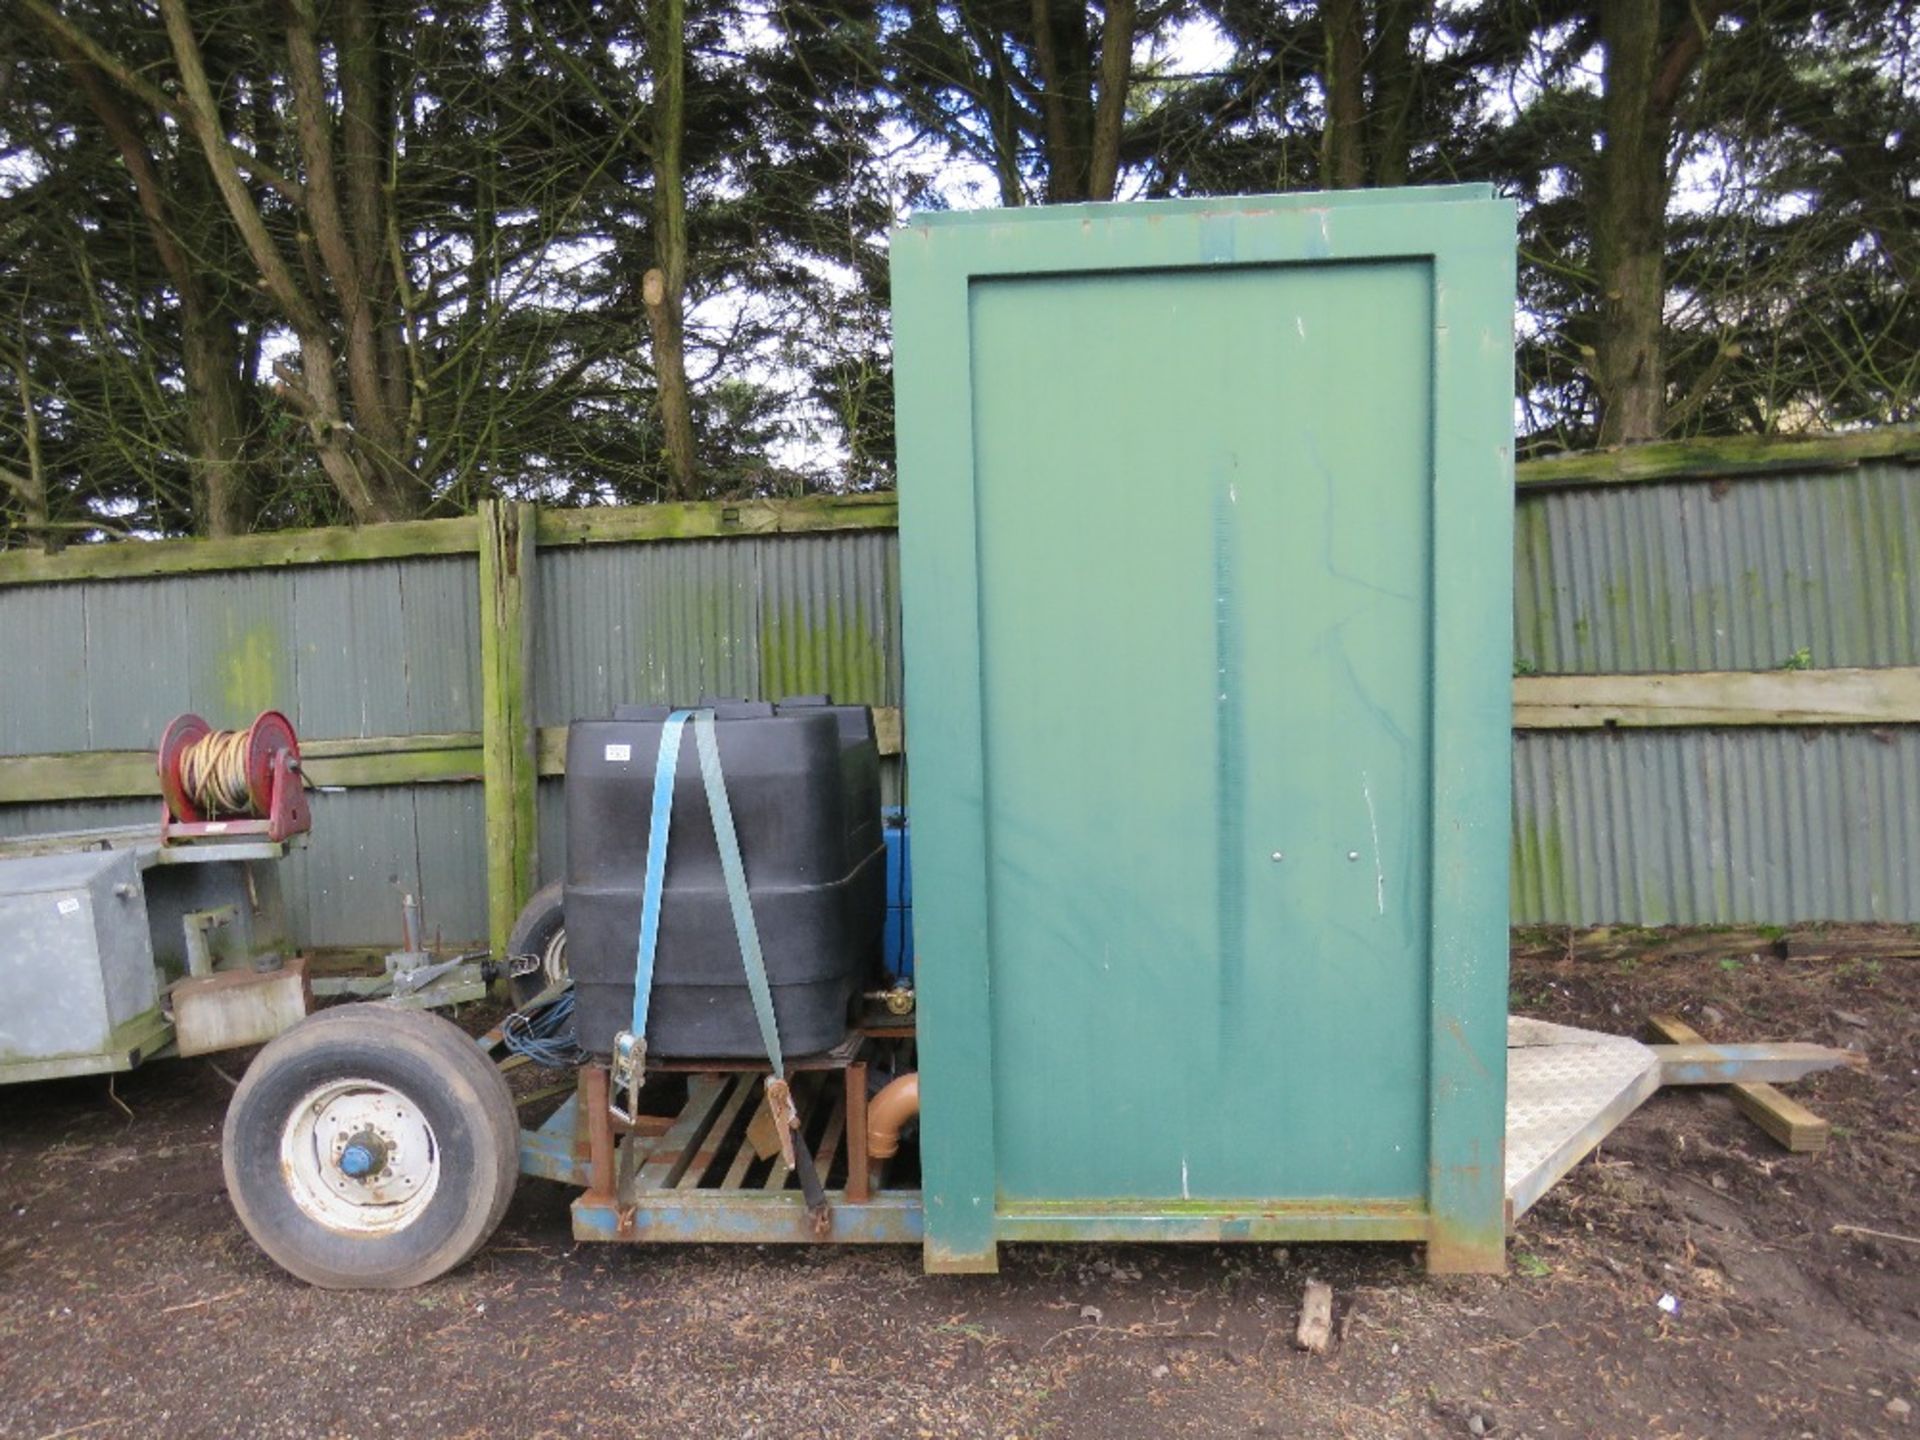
[2, 929, 1915, 1440]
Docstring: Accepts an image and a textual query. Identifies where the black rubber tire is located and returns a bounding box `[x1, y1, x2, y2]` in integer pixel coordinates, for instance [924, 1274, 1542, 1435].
[505, 879, 567, 1010]
[221, 1004, 519, 1290]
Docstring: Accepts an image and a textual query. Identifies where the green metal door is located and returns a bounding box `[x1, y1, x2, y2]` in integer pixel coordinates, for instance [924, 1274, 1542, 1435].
[893, 191, 1516, 1273]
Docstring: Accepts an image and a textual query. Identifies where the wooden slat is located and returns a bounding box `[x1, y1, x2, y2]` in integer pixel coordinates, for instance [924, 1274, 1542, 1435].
[1651, 1040, 1866, 1086]
[872, 707, 903, 757]
[632, 1076, 733, 1192]
[1646, 1015, 1831, 1153]
[674, 1075, 758, 1189]
[1515, 425, 1920, 491]
[720, 1121, 762, 1190]
[1514, 667, 1920, 728]
[0, 495, 899, 589]
[0, 515, 480, 587]
[0, 731, 486, 805]
[12, 662, 1914, 808]
[0, 749, 158, 804]
[535, 492, 897, 547]
[0, 711, 900, 804]
[811, 1089, 847, 1187]
[2, 427, 1909, 593]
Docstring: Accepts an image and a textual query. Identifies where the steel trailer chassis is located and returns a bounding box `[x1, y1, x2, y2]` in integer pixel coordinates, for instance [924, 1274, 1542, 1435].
[498, 1015, 1862, 1257]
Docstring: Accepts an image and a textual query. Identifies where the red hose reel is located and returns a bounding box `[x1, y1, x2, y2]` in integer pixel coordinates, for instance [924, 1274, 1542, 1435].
[157, 710, 311, 843]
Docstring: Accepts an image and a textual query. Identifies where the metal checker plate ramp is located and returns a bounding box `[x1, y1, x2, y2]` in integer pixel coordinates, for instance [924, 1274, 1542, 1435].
[1505, 1017, 1663, 1223]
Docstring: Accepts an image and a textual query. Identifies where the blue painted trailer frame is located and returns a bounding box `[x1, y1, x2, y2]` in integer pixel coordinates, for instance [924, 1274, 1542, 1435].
[525, 1058, 927, 1245]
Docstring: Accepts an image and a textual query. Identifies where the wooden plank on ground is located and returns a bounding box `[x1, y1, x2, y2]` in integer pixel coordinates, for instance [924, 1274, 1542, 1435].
[1652, 1040, 1866, 1086]
[1515, 667, 1920, 728]
[1647, 1015, 1833, 1152]
[1779, 933, 1920, 961]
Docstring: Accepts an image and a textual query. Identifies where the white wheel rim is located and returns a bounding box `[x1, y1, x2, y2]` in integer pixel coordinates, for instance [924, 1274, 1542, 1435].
[280, 1078, 440, 1235]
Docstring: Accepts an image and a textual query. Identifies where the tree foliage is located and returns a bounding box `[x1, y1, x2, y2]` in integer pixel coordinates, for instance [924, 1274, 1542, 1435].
[0, 0, 1912, 543]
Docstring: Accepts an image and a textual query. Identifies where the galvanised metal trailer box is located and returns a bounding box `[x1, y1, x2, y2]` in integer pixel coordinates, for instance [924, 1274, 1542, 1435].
[891, 187, 1519, 1274]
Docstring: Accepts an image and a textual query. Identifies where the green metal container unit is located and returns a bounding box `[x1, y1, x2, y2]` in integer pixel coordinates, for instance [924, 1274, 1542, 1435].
[891, 187, 1518, 1274]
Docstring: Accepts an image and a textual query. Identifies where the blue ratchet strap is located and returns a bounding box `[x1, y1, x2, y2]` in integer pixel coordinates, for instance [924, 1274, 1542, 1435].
[609, 709, 695, 1122]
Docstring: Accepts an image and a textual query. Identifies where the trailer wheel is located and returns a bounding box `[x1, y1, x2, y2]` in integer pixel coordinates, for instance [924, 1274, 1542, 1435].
[505, 879, 568, 1009]
[222, 1004, 518, 1289]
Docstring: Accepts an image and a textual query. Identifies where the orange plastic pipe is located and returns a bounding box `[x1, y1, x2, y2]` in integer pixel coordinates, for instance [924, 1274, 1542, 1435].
[866, 1072, 920, 1160]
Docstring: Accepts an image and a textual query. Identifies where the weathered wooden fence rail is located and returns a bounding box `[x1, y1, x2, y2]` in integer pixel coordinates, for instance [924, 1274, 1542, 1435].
[2, 428, 1916, 940]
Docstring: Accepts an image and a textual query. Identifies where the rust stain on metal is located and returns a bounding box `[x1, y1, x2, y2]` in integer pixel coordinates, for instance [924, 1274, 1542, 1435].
[1444, 1016, 1492, 1079]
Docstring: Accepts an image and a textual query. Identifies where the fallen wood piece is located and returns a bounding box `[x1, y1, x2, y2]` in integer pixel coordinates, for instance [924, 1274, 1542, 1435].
[1649, 1040, 1866, 1087]
[1778, 933, 1920, 961]
[1645, 1016, 1832, 1153]
[1832, 1223, 1920, 1248]
[1295, 1280, 1334, 1355]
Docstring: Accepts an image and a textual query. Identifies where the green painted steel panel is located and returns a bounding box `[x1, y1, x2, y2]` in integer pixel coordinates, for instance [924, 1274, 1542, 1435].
[892, 190, 1517, 1272]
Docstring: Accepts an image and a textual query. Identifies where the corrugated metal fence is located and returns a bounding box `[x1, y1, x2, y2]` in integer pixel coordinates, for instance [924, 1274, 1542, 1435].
[1, 436, 1915, 941]
[1509, 454, 1920, 922]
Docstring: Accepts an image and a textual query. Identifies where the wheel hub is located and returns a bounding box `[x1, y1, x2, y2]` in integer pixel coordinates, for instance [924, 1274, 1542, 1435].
[336, 1131, 390, 1180]
[280, 1079, 441, 1235]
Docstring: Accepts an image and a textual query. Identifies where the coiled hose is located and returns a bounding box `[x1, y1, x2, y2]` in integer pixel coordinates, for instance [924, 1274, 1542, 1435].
[175, 728, 256, 816]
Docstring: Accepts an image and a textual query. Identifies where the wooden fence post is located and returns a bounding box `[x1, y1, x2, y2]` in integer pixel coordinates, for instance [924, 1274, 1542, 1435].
[479, 499, 538, 968]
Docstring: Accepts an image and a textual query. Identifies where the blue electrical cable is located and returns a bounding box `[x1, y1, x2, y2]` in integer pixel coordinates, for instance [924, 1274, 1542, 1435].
[501, 989, 583, 1068]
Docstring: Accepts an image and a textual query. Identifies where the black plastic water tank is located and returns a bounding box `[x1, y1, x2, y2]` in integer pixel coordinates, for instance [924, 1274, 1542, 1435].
[566, 699, 885, 1059]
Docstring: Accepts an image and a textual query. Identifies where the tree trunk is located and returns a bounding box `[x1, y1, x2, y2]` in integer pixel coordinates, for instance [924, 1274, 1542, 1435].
[1592, 0, 1670, 444]
[55, 42, 255, 534]
[1320, 0, 1368, 189]
[1590, 1, 1732, 444]
[647, 0, 698, 499]
[5, 347, 54, 549]
[284, 0, 419, 512]
[1086, 0, 1135, 201]
[1365, 0, 1422, 189]
[164, 0, 423, 522]
[1029, 0, 1138, 202]
[181, 313, 253, 536]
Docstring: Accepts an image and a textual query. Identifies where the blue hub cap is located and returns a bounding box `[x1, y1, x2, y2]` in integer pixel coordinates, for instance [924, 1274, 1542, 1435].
[338, 1139, 382, 1178]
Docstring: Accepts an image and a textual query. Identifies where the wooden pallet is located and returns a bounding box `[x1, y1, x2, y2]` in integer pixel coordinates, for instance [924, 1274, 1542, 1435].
[619, 1067, 872, 1203]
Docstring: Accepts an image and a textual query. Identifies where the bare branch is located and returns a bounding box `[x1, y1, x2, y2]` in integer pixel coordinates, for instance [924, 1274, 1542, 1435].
[19, 0, 305, 205]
